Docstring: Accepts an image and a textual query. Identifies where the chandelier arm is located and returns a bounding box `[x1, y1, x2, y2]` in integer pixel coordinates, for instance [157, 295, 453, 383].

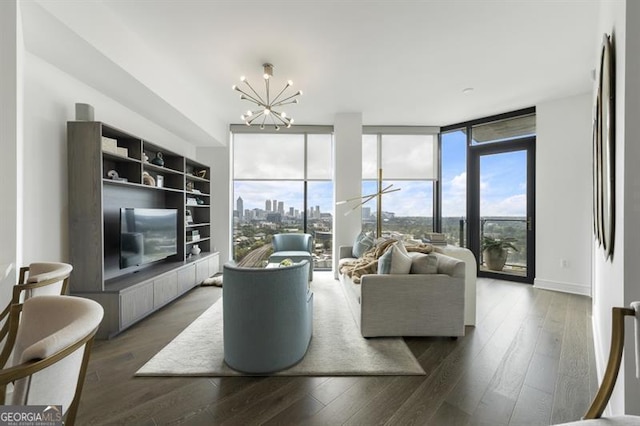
[246, 111, 264, 125]
[235, 87, 265, 106]
[272, 93, 300, 107]
[260, 114, 267, 129]
[271, 84, 291, 105]
[269, 114, 280, 130]
[273, 112, 289, 126]
[272, 100, 299, 108]
[243, 80, 267, 105]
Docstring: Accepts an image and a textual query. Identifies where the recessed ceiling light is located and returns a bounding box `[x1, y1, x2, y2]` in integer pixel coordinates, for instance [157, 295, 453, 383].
[462, 87, 474, 94]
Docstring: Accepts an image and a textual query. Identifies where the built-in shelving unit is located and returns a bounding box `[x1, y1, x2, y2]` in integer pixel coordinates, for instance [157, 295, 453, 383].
[67, 121, 219, 338]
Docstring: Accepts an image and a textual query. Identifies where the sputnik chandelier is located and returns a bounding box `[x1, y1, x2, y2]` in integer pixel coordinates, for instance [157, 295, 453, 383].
[232, 63, 302, 130]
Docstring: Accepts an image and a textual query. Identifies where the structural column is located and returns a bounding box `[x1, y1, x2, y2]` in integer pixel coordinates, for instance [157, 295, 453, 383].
[333, 113, 362, 276]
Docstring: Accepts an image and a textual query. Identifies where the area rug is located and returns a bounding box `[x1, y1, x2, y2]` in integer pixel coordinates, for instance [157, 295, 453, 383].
[136, 271, 425, 376]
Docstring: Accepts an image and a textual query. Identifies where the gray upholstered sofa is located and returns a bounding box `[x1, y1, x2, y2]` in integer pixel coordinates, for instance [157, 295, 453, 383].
[339, 245, 465, 338]
[222, 260, 313, 373]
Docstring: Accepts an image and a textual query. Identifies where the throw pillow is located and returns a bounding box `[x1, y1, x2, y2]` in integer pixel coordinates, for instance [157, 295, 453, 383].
[377, 246, 393, 274]
[389, 243, 412, 274]
[410, 253, 439, 274]
[352, 232, 374, 258]
[378, 242, 413, 275]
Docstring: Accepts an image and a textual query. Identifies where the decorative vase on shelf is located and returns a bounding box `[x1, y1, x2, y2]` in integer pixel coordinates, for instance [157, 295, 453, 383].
[190, 244, 201, 256]
[151, 152, 164, 167]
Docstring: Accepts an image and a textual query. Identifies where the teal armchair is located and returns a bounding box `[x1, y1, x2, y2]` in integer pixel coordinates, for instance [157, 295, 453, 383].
[222, 260, 313, 374]
[270, 233, 314, 280]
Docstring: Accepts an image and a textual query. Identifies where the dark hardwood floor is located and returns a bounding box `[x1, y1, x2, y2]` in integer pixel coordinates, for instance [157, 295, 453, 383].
[77, 275, 597, 425]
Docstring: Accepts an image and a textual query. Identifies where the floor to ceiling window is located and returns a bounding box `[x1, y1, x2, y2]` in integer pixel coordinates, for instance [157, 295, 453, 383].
[440, 129, 467, 246]
[231, 127, 333, 268]
[361, 128, 439, 241]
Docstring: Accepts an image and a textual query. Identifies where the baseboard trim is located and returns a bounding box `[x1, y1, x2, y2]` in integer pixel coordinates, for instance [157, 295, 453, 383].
[533, 278, 591, 296]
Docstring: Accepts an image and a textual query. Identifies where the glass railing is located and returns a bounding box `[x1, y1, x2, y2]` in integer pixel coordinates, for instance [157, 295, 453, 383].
[441, 217, 527, 277]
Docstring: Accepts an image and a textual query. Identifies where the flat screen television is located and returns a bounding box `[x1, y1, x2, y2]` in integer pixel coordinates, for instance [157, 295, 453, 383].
[120, 208, 178, 269]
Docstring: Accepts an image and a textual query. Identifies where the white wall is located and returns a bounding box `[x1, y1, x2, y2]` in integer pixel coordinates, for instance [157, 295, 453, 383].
[621, 0, 640, 414]
[21, 52, 199, 265]
[592, 0, 640, 416]
[534, 93, 593, 295]
[0, 0, 22, 310]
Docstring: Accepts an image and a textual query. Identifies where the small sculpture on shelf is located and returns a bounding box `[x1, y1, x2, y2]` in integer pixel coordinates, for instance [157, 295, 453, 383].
[194, 169, 207, 179]
[151, 152, 164, 167]
[107, 169, 128, 182]
[142, 171, 155, 186]
[190, 244, 201, 256]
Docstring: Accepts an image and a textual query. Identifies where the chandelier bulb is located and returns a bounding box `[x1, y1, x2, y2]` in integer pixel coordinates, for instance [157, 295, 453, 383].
[232, 84, 237, 90]
[290, 118, 294, 124]
[294, 99, 299, 104]
[240, 76, 246, 82]
[245, 121, 250, 126]
[297, 90, 303, 96]
[287, 80, 293, 86]
[260, 124, 265, 130]
[246, 110, 253, 116]
[241, 114, 246, 120]
[275, 125, 280, 131]
[281, 112, 287, 118]
[264, 109, 270, 115]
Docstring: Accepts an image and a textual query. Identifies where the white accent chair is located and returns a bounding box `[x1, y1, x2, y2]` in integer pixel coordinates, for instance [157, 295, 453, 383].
[0, 262, 73, 338]
[0, 295, 104, 425]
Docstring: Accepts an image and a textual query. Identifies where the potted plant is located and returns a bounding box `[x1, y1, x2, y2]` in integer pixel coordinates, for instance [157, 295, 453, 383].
[482, 236, 518, 271]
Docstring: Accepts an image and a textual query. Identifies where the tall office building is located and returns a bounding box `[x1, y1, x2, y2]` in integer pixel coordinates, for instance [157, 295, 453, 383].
[273, 200, 277, 212]
[363, 206, 371, 219]
[277, 201, 284, 214]
[236, 197, 244, 221]
[265, 199, 271, 212]
[315, 205, 320, 218]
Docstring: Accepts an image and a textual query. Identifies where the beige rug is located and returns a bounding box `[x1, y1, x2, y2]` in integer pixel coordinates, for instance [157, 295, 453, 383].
[136, 271, 425, 376]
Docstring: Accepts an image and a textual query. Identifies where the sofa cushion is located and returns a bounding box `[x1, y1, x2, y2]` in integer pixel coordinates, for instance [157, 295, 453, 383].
[410, 253, 439, 274]
[353, 232, 375, 258]
[378, 242, 412, 275]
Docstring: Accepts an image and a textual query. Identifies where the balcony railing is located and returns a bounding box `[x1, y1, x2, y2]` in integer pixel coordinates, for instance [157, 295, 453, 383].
[442, 217, 527, 276]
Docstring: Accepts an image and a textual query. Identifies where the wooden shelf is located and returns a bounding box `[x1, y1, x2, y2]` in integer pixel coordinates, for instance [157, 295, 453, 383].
[68, 120, 215, 338]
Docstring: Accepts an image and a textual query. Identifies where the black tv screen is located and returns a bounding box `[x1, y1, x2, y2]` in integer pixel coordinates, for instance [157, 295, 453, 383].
[120, 208, 178, 269]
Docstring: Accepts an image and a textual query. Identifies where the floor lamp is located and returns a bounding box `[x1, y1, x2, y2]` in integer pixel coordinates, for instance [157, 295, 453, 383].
[336, 168, 400, 238]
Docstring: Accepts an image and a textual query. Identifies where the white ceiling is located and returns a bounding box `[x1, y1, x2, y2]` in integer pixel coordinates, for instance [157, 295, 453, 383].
[23, 0, 601, 145]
